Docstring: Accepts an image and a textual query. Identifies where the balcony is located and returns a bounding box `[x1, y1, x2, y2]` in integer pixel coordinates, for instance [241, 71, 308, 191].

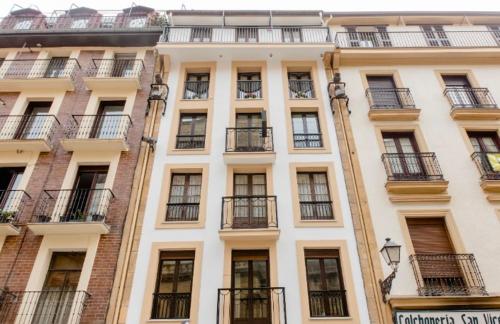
[471, 152, 500, 195]
[0, 58, 79, 91]
[175, 135, 206, 150]
[308, 290, 349, 318]
[335, 31, 500, 49]
[444, 87, 500, 120]
[165, 203, 199, 222]
[409, 254, 487, 297]
[83, 59, 144, 90]
[0, 290, 89, 323]
[219, 195, 279, 241]
[237, 80, 262, 99]
[288, 80, 315, 99]
[61, 114, 132, 152]
[28, 189, 113, 235]
[183, 80, 209, 100]
[217, 287, 287, 324]
[365, 88, 420, 121]
[382, 153, 449, 200]
[151, 292, 191, 320]
[0, 190, 30, 236]
[0, 115, 59, 152]
[224, 127, 275, 164]
[161, 26, 331, 44]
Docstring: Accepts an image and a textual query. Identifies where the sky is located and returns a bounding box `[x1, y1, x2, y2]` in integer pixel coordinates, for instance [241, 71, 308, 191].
[2, 0, 500, 15]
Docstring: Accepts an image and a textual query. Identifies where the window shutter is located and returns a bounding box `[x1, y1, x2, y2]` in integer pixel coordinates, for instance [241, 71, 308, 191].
[407, 218, 455, 254]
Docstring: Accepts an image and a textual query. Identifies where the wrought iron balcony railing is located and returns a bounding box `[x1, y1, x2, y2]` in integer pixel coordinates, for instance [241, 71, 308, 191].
[366, 88, 416, 109]
[221, 195, 278, 230]
[33, 189, 114, 224]
[0, 12, 167, 33]
[308, 290, 348, 318]
[183, 80, 209, 99]
[0, 190, 31, 225]
[175, 135, 206, 149]
[288, 80, 315, 99]
[335, 31, 500, 48]
[444, 87, 497, 109]
[382, 152, 444, 181]
[166, 203, 199, 222]
[299, 201, 333, 220]
[471, 151, 500, 181]
[0, 115, 59, 143]
[151, 292, 191, 320]
[64, 114, 132, 141]
[0, 290, 89, 324]
[410, 254, 487, 296]
[293, 133, 323, 148]
[237, 80, 262, 99]
[217, 287, 287, 324]
[0, 58, 80, 80]
[162, 25, 331, 44]
[225, 127, 274, 152]
[85, 59, 144, 79]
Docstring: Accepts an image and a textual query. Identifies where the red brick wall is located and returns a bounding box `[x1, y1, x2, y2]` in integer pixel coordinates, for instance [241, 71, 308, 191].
[0, 49, 154, 324]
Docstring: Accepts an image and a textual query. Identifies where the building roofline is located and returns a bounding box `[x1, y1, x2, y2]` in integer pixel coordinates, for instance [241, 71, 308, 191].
[167, 10, 323, 16]
[324, 11, 500, 17]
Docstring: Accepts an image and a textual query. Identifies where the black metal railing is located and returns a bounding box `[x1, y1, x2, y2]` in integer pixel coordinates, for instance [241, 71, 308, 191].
[0, 13, 167, 33]
[308, 290, 349, 318]
[162, 25, 331, 44]
[217, 287, 287, 324]
[410, 254, 487, 296]
[221, 195, 278, 230]
[166, 203, 199, 222]
[0, 190, 31, 224]
[382, 152, 444, 181]
[85, 59, 144, 78]
[0, 290, 89, 324]
[335, 31, 500, 48]
[288, 80, 315, 99]
[225, 127, 274, 152]
[471, 152, 500, 180]
[183, 80, 209, 99]
[444, 87, 497, 109]
[0, 58, 80, 80]
[151, 292, 191, 320]
[175, 135, 206, 149]
[33, 189, 114, 224]
[65, 114, 132, 141]
[237, 80, 262, 99]
[293, 133, 323, 148]
[299, 201, 333, 220]
[366, 88, 416, 109]
[0, 115, 59, 143]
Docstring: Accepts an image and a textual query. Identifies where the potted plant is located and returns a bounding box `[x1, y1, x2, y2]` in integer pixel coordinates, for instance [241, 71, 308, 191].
[0, 210, 17, 223]
[88, 214, 105, 222]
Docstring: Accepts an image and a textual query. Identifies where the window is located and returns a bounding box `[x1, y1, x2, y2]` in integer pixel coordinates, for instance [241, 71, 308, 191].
[305, 249, 348, 317]
[232, 174, 268, 228]
[71, 18, 89, 29]
[152, 251, 194, 319]
[237, 72, 262, 99]
[176, 113, 207, 149]
[346, 26, 391, 47]
[468, 132, 500, 153]
[288, 72, 315, 99]
[14, 20, 33, 30]
[112, 53, 136, 77]
[421, 25, 450, 47]
[382, 132, 427, 180]
[297, 172, 333, 220]
[442, 74, 482, 108]
[234, 113, 264, 151]
[166, 174, 201, 222]
[366, 75, 403, 108]
[90, 100, 126, 139]
[44, 57, 69, 78]
[0, 167, 25, 221]
[292, 112, 322, 148]
[283, 27, 302, 43]
[236, 27, 258, 43]
[184, 73, 209, 99]
[489, 26, 500, 45]
[128, 17, 147, 28]
[15, 101, 51, 140]
[190, 27, 212, 42]
[468, 132, 500, 179]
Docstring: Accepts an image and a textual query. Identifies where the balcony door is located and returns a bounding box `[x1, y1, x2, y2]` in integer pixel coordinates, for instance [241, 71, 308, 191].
[235, 113, 263, 151]
[65, 166, 108, 222]
[112, 53, 136, 77]
[421, 25, 450, 47]
[231, 250, 271, 324]
[237, 73, 261, 99]
[184, 73, 209, 99]
[91, 100, 125, 139]
[33, 252, 86, 324]
[407, 218, 465, 295]
[367, 76, 401, 108]
[288, 72, 313, 99]
[0, 167, 24, 219]
[15, 101, 52, 140]
[382, 132, 425, 179]
[443, 75, 478, 107]
[44, 57, 69, 78]
[233, 174, 267, 228]
[468, 132, 500, 176]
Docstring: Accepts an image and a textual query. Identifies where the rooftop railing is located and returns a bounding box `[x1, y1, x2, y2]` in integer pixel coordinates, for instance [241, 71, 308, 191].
[0, 58, 80, 80]
[381, 152, 444, 181]
[161, 25, 331, 44]
[335, 31, 500, 48]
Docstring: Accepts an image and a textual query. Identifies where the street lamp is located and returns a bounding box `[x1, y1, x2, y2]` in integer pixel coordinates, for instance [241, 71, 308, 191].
[379, 238, 401, 303]
[147, 74, 169, 116]
[327, 72, 349, 113]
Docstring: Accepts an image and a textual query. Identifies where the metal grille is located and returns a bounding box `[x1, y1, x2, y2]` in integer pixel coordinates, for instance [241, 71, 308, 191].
[0, 115, 59, 143]
[221, 195, 278, 230]
[183, 80, 209, 99]
[471, 151, 500, 180]
[64, 114, 132, 141]
[0, 58, 79, 79]
[444, 87, 497, 109]
[85, 59, 144, 78]
[308, 290, 348, 318]
[288, 80, 315, 99]
[225, 127, 274, 152]
[381, 152, 444, 181]
[151, 292, 191, 319]
[0, 190, 31, 224]
[365, 88, 416, 109]
[236, 80, 262, 99]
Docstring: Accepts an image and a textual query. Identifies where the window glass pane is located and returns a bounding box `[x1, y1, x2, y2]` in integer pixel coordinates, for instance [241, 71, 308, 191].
[292, 114, 305, 134]
[305, 114, 319, 133]
[306, 259, 322, 291]
[158, 260, 176, 293]
[324, 258, 342, 290]
[253, 260, 269, 288]
[233, 261, 249, 289]
[176, 260, 194, 293]
[179, 116, 194, 135]
[193, 116, 207, 135]
[313, 173, 329, 201]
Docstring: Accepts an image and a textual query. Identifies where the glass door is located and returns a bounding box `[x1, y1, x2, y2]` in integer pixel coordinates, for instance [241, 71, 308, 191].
[91, 101, 125, 139]
[15, 101, 52, 140]
[0, 167, 24, 221]
[383, 132, 425, 179]
[443, 75, 478, 107]
[231, 250, 271, 324]
[367, 76, 401, 108]
[235, 113, 263, 151]
[233, 174, 267, 228]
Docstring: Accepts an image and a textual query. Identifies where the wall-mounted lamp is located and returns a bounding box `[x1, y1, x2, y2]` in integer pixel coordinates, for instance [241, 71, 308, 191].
[327, 72, 349, 113]
[141, 136, 157, 152]
[147, 74, 169, 116]
[379, 237, 401, 303]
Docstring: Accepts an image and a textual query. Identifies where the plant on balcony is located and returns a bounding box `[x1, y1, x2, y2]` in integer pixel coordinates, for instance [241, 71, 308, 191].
[295, 91, 309, 99]
[0, 210, 17, 223]
[88, 214, 105, 222]
[244, 93, 258, 99]
[36, 214, 52, 223]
